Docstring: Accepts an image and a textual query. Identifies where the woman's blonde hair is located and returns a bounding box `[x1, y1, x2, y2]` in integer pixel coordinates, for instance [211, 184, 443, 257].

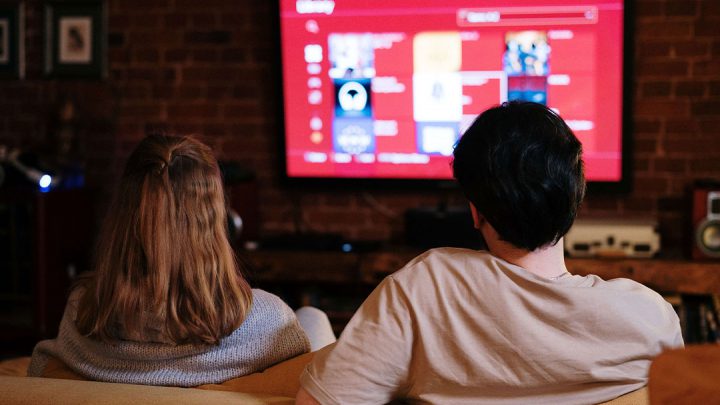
[76, 134, 252, 345]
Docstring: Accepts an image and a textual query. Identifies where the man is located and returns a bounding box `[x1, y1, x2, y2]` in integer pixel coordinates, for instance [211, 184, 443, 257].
[296, 101, 683, 404]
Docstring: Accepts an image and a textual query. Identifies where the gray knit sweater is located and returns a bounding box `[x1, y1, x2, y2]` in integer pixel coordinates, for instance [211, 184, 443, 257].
[27, 289, 311, 387]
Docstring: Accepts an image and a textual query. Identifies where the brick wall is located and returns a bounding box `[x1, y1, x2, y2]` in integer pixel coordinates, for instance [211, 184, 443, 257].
[0, 0, 718, 253]
[606, 0, 720, 250]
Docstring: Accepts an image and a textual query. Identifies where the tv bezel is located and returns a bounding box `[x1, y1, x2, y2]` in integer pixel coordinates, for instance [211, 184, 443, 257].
[272, 0, 633, 194]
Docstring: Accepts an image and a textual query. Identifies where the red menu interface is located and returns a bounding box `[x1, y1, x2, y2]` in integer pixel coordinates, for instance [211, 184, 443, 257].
[280, 0, 625, 181]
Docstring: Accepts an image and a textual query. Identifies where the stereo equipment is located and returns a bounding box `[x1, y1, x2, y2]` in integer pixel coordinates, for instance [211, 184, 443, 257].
[564, 218, 660, 258]
[692, 182, 720, 260]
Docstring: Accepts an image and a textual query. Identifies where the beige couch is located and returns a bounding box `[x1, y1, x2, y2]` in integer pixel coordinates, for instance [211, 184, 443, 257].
[0, 354, 649, 404]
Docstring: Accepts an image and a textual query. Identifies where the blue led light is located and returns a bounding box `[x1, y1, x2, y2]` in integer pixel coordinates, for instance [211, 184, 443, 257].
[39, 174, 52, 188]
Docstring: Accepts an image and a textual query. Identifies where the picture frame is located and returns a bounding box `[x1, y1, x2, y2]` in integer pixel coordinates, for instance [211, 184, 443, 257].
[0, 1, 24, 79]
[45, 0, 105, 78]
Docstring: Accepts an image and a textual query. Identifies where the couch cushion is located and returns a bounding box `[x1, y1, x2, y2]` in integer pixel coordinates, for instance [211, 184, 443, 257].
[649, 345, 720, 403]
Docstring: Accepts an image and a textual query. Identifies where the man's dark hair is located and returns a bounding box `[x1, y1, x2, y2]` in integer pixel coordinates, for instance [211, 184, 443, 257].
[452, 101, 586, 251]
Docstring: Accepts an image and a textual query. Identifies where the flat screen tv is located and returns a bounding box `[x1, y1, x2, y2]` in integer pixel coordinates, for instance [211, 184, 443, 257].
[277, 0, 632, 192]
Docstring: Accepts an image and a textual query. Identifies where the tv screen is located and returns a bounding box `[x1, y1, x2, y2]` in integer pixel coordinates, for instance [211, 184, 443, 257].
[278, 0, 630, 190]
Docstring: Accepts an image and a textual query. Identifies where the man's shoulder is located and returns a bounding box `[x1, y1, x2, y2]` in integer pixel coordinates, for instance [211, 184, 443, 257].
[569, 275, 679, 332]
[391, 247, 495, 282]
[587, 275, 667, 302]
[603, 277, 675, 310]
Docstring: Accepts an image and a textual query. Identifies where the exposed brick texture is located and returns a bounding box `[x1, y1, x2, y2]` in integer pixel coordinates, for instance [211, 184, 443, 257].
[0, 0, 718, 255]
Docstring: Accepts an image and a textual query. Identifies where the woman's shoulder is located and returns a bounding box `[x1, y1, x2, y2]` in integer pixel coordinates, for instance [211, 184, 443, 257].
[229, 289, 310, 351]
[66, 275, 96, 307]
[248, 289, 296, 320]
[251, 288, 289, 306]
[60, 284, 88, 318]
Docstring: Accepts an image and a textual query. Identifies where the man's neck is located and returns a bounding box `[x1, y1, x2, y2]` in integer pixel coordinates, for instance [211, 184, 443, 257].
[487, 238, 568, 279]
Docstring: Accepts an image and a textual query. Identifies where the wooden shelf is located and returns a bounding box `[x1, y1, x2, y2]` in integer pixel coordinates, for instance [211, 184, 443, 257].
[566, 258, 720, 295]
[244, 248, 720, 295]
[243, 250, 365, 284]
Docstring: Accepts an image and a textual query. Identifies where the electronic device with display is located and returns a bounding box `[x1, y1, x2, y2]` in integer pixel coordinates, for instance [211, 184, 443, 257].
[276, 0, 632, 191]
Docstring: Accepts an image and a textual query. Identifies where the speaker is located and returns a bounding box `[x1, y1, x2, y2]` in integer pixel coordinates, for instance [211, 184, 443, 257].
[226, 180, 259, 244]
[692, 182, 720, 260]
[405, 205, 484, 249]
[220, 162, 259, 246]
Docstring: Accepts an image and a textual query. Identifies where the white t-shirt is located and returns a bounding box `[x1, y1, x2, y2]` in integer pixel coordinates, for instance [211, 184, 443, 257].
[300, 248, 683, 405]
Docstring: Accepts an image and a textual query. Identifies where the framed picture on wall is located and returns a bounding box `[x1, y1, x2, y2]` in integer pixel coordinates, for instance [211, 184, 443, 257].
[45, 0, 105, 78]
[0, 1, 25, 79]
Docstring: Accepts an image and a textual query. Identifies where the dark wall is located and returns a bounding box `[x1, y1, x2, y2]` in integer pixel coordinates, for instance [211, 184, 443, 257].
[0, 0, 718, 252]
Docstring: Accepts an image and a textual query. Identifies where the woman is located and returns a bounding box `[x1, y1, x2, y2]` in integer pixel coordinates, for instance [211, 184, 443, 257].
[28, 135, 326, 386]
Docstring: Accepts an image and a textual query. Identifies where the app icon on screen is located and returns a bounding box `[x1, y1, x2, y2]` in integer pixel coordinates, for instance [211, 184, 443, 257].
[416, 122, 459, 156]
[504, 31, 550, 76]
[413, 31, 462, 73]
[333, 118, 375, 155]
[334, 78, 373, 118]
[328, 33, 375, 79]
[413, 72, 463, 122]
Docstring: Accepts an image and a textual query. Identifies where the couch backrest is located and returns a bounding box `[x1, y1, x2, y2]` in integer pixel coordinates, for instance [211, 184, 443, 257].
[0, 376, 294, 405]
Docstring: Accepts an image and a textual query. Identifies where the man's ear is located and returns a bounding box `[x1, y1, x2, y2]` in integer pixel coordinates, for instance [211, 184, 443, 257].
[469, 203, 482, 230]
